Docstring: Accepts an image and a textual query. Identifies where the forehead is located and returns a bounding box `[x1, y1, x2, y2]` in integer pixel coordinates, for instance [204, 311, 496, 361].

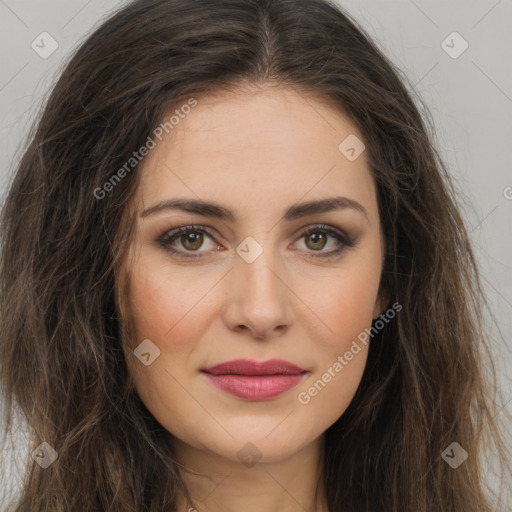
[136, 86, 377, 221]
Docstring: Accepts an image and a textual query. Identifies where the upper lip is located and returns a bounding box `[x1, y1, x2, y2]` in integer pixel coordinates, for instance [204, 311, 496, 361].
[202, 358, 306, 376]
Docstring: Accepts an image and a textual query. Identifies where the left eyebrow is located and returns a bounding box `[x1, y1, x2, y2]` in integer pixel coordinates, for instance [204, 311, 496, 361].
[283, 196, 369, 223]
[141, 196, 369, 223]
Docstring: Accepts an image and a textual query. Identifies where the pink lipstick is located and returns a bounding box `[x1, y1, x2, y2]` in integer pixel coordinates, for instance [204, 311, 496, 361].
[201, 358, 307, 400]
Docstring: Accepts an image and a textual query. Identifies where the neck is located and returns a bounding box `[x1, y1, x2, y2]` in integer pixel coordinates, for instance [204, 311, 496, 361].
[174, 435, 328, 512]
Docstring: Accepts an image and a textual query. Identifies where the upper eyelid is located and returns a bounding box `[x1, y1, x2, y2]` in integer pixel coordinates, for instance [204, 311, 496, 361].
[160, 223, 345, 242]
[159, 223, 349, 253]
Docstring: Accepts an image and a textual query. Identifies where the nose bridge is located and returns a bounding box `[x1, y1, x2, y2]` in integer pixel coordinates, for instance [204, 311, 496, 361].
[238, 237, 283, 306]
[223, 234, 293, 337]
[240, 244, 279, 296]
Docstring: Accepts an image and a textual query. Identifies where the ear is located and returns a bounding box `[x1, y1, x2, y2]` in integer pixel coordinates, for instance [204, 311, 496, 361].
[372, 229, 389, 320]
[372, 292, 389, 320]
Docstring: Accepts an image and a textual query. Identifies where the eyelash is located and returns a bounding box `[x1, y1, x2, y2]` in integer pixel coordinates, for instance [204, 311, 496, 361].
[157, 223, 356, 260]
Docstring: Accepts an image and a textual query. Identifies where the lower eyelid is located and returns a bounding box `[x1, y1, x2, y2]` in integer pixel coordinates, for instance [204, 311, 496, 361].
[159, 228, 219, 255]
[158, 225, 354, 257]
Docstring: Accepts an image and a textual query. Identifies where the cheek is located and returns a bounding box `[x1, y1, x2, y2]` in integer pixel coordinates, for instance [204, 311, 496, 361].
[124, 257, 219, 433]
[126, 255, 219, 351]
[294, 281, 371, 429]
[291, 246, 381, 423]
[296, 346, 368, 438]
[123, 254, 222, 412]
[296, 246, 382, 352]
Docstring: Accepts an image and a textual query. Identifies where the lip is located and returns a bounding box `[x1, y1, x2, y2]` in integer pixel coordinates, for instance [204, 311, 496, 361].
[201, 358, 308, 400]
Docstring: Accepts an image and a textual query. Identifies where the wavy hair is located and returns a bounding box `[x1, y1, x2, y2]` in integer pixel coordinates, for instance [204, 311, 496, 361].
[1, 0, 510, 510]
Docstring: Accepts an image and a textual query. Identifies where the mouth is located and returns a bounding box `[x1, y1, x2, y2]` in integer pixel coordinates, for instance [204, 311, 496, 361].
[201, 359, 308, 400]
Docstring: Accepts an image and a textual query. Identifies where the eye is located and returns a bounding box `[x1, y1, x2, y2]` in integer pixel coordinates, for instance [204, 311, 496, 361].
[157, 224, 222, 258]
[157, 223, 356, 259]
[292, 224, 355, 258]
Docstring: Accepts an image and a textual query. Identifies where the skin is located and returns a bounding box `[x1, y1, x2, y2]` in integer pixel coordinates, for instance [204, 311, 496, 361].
[121, 83, 387, 512]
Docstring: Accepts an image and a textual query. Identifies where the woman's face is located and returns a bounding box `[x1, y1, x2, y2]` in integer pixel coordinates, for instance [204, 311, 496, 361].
[122, 85, 386, 464]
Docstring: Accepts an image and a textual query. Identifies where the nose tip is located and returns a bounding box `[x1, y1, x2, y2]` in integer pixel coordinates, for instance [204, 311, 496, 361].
[235, 322, 288, 340]
[223, 254, 294, 340]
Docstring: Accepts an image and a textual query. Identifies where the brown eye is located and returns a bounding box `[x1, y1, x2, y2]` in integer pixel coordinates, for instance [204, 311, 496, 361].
[304, 232, 327, 251]
[181, 232, 204, 251]
[294, 224, 356, 258]
[158, 223, 355, 260]
[157, 225, 221, 259]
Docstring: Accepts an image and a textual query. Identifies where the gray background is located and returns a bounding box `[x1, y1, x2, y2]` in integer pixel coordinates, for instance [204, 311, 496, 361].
[0, 0, 511, 508]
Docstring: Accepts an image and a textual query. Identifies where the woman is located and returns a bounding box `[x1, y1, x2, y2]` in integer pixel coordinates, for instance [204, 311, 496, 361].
[0, 0, 510, 510]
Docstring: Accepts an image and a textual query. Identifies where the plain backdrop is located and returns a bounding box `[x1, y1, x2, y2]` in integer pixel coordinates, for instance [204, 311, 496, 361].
[0, 0, 511, 508]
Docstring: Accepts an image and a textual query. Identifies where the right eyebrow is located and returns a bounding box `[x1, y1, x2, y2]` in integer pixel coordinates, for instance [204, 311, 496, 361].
[141, 196, 369, 224]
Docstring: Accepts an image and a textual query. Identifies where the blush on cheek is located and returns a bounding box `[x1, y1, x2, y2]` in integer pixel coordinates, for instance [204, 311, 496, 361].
[128, 279, 217, 358]
[301, 289, 376, 351]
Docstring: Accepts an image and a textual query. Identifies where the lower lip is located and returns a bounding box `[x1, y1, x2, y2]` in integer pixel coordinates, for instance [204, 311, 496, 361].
[203, 372, 306, 400]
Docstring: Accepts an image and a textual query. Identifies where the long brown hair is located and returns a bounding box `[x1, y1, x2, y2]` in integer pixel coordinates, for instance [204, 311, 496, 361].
[1, 0, 510, 510]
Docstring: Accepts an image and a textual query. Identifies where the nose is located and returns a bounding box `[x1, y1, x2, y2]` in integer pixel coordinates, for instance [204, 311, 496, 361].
[221, 246, 295, 340]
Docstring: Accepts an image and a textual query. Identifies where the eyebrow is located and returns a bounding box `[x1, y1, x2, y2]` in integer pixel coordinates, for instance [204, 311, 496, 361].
[141, 196, 369, 223]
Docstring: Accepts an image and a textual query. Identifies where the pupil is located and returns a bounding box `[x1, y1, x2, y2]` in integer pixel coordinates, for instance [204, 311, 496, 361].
[308, 233, 325, 250]
[183, 232, 202, 250]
